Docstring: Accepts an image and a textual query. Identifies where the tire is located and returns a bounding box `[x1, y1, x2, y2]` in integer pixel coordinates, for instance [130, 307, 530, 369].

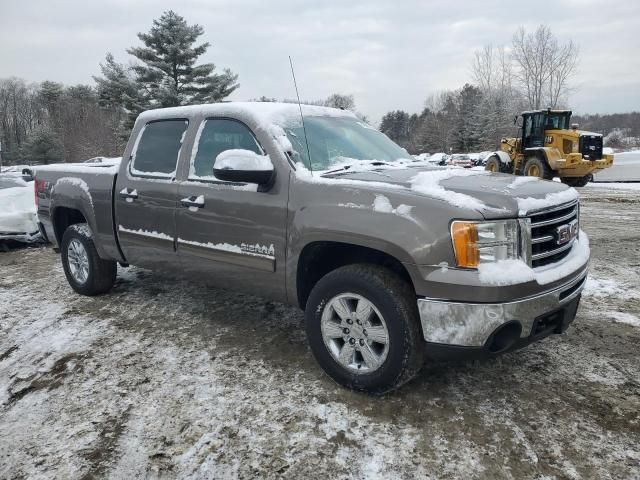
[485, 155, 511, 173]
[561, 174, 592, 187]
[61, 223, 116, 296]
[305, 264, 425, 394]
[523, 156, 554, 180]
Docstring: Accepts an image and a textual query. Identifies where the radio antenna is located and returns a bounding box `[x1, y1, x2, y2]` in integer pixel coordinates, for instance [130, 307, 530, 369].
[289, 56, 313, 175]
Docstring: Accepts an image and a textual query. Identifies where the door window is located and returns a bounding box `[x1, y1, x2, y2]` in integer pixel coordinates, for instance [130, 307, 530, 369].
[131, 119, 189, 177]
[190, 119, 262, 180]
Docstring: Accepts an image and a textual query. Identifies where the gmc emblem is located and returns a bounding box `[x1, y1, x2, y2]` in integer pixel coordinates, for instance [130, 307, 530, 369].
[556, 219, 579, 245]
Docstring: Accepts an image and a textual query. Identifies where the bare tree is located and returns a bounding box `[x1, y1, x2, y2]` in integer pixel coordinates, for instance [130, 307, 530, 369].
[511, 25, 579, 109]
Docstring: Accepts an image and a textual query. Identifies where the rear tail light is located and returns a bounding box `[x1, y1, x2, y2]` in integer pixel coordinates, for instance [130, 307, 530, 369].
[34, 179, 46, 208]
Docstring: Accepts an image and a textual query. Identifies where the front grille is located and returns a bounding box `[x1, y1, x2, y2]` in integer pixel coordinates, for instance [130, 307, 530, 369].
[528, 200, 579, 268]
[579, 134, 603, 160]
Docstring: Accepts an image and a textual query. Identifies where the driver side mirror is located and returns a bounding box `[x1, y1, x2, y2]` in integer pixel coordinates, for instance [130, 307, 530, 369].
[213, 149, 275, 190]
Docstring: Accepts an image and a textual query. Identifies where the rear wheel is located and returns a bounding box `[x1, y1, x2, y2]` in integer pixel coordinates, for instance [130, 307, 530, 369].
[561, 174, 592, 187]
[523, 156, 553, 180]
[305, 264, 424, 394]
[485, 155, 511, 173]
[61, 223, 116, 296]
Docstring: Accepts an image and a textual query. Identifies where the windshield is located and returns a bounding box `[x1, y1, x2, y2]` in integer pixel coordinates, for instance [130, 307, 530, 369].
[545, 112, 571, 130]
[282, 116, 413, 171]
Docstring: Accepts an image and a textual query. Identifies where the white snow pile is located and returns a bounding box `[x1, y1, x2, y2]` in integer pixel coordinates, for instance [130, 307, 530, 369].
[410, 169, 490, 211]
[0, 179, 38, 235]
[478, 231, 590, 286]
[508, 176, 539, 189]
[372, 195, 413, 218]
[516, 187, 578, 215]
[215, 149, 273, 171]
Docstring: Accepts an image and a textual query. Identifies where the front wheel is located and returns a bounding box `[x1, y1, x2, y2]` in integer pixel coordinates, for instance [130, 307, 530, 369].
[561, 174, 593, 187]
[61, 223, 117, 296]
[523, 156, 554, 180]
[485, 155, 511, 173]
[305, 264, 424, 394]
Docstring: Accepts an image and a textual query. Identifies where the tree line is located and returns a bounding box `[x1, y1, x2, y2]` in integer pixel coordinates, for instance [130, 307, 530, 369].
[1, 18, 638, 166]
[380, 25, 638, 154]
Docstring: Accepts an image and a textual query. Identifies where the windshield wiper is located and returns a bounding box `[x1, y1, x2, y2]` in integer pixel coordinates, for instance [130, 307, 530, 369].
[322, 161, 391, 176]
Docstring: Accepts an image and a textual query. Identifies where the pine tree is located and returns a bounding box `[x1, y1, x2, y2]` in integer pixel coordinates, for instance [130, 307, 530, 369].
[127, 10, 238, 108]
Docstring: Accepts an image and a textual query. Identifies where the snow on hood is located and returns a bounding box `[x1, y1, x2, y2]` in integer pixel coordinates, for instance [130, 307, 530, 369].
[296, 164, 575, 217]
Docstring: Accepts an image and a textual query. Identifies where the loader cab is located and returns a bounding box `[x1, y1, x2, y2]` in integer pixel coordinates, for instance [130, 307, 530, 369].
[520, 109, 572, 152]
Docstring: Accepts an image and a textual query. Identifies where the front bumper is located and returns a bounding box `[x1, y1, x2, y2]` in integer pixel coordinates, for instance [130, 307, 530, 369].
[417, 267, 587, 350]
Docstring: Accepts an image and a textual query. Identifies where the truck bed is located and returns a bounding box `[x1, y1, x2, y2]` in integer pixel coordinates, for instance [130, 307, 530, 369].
[34, 159, 125, 262]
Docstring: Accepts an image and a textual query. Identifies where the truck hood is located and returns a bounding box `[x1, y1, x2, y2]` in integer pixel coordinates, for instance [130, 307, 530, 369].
[322, 166, 575, 219]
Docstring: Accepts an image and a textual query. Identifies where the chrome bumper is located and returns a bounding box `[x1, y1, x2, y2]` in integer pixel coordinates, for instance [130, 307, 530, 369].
[417, 268, 588, 347]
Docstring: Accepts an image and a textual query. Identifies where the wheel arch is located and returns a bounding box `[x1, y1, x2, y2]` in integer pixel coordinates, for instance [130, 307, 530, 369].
[295, 240, 416, 310]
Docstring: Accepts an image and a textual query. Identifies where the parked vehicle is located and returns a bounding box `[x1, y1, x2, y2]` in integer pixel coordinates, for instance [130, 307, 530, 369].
[448, 154, 473, 168]
[0, 174, 39, 242]
[34, 103, 589, 393]
[485, 109, 614, 186]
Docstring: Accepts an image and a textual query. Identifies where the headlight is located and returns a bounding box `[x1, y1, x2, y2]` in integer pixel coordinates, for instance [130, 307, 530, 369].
[451, 220, 520, 268]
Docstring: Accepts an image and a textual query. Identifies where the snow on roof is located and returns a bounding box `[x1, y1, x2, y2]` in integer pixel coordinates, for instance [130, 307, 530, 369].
[136, 102, 357, 127]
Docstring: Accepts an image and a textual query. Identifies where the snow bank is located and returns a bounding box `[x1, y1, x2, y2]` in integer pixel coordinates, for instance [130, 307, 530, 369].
[0, 185, 38, 235]
[478, 231, 589, 286]
[410, 169, 490, 211]
[215, 149, 273, 171]
[516, 188, 578, 215]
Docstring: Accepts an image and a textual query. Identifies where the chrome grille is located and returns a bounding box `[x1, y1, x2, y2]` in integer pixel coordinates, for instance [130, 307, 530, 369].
[527, 200, 579, 268]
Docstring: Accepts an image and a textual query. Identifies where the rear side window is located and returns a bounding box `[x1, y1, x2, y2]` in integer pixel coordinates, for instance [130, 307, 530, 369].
[131, 119, 188, 177]
[190, 119, 262, 179]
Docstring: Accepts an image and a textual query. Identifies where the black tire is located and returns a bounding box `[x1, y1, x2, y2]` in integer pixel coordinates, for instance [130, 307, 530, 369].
[305, 264, 425, 394]
[523, 156, 554, 180]
[561, 174, 592, 187]
[61, 223, 116, 296]
[485, 155, 511, 173]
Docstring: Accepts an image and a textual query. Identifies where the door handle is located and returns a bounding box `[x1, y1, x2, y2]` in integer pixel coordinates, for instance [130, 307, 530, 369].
[119, 188, 138, 200]
[181, 195, 205, 208]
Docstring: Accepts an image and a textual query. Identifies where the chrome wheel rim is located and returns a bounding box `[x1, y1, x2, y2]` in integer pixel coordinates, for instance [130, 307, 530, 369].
[321, 293, 390, 374]
[67, 239, 89, 284]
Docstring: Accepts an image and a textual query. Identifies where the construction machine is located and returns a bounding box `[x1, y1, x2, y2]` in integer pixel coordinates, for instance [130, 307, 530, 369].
[485, 109, 614, 187]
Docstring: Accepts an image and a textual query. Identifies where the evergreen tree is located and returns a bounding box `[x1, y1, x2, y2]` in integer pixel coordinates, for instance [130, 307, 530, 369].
[127, 10, 238, 108]
[21, 126, 64, 164]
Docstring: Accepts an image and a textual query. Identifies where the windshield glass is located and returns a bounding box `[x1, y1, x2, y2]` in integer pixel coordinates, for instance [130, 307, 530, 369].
[545, 113, 571, 130]
[282, 116, 413, 171]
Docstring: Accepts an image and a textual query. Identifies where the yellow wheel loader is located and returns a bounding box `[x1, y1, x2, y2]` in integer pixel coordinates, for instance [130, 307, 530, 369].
[485, 109, 614, 187]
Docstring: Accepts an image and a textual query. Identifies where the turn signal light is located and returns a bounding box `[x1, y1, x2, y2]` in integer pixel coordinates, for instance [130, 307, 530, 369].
[451, 222, 479, 268]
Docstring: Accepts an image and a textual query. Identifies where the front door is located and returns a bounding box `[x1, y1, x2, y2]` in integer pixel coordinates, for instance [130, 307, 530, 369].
[175, 118, 289, 302]
[114, 119, 189, 269]
[522, 112, 545, 150]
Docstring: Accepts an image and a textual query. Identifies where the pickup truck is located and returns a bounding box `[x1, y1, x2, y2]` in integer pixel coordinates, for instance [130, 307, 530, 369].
[34, 103, 590, 393]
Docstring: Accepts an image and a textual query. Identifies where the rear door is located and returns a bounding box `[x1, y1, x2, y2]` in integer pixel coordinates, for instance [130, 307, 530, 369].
[114, 118, 189, 269]
[175, 117, 289, 302]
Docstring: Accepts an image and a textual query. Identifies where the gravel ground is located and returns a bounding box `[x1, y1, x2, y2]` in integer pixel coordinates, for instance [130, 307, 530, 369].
[1, 185, 639, 479]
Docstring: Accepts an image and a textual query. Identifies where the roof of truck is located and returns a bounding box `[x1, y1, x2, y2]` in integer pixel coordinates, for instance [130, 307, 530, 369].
[136, 102, 357, 127]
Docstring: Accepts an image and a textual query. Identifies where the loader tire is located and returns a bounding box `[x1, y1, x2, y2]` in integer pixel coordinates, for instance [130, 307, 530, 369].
[485, 155, 511, 173]
[523, 156, 554, 180]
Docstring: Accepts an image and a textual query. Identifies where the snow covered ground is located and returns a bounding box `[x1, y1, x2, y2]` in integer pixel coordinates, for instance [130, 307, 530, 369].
[1, 185, 639, 478]
[593, 150, 640, 182]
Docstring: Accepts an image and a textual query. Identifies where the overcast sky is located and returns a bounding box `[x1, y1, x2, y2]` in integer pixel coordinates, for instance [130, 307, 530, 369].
[1, 0, 638, 122]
